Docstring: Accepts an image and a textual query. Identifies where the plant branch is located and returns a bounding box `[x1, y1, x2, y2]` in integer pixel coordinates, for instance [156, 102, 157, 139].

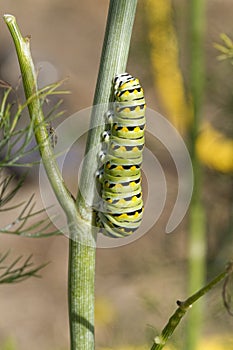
[214, 33, 233, 64]
[3, 14, 79, 224]
[150, 262, 233, 350]
[0, 251, 47, 284]
[0, 193, 61, 237]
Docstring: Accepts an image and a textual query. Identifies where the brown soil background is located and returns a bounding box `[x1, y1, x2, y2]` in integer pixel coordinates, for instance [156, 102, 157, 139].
[0, 1, 232, 349]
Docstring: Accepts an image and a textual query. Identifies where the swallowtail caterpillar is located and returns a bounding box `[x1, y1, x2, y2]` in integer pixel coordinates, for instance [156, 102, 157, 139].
[97, 73, 146, 238]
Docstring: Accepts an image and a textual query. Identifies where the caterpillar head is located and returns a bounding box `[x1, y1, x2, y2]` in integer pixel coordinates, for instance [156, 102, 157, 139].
[113, 73, 133, 90]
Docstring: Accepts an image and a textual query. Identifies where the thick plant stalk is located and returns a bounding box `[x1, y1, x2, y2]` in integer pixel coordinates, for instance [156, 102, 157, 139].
[69, 1, 138, 349]
[186, 1, 206, 349]
[4, 2, 138, 349]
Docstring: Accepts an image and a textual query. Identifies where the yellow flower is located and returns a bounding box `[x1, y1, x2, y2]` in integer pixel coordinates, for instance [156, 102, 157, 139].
[145, 0, 192, 134]
[196, 123, 233, 173]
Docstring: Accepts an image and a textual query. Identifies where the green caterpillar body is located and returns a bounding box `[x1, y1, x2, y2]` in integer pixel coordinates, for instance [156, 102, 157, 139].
[98, 73, 146, 238]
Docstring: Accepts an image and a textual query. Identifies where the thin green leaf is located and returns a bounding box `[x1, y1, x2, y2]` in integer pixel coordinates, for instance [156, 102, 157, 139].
[0, 253, 48, 284]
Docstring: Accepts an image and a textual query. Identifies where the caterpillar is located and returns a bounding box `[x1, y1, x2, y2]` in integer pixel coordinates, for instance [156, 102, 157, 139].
[97, 73, 146, 238]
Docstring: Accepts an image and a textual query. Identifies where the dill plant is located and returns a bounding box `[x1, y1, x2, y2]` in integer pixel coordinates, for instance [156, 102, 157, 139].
[1, 2, 232, 350]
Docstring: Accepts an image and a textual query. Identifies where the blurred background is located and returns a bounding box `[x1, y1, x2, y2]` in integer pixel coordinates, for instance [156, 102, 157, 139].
[0, 0, 232, 349]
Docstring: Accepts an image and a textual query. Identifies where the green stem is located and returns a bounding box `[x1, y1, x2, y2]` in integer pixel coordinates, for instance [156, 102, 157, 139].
[76, 0, 138, 217]
[150, 262, 233, 350]
[187, 1, 206, 349]
[3, 14, 77, 220]
[70, 1, 138, 349]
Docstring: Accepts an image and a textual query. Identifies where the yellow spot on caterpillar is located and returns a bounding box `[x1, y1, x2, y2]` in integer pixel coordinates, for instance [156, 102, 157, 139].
[121, 127, 129, 132]
[123, 90, 130, 97]
[132, 147, 139, 152]
[132, 196, 138, 202]
[118, 213, 128, 219]
[116, 165, 124, 171]
[130, 182, 136, 187]
[119, 146, 126, 152]
[134, 127, 141, 132]
[130, 165, 137, 171]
